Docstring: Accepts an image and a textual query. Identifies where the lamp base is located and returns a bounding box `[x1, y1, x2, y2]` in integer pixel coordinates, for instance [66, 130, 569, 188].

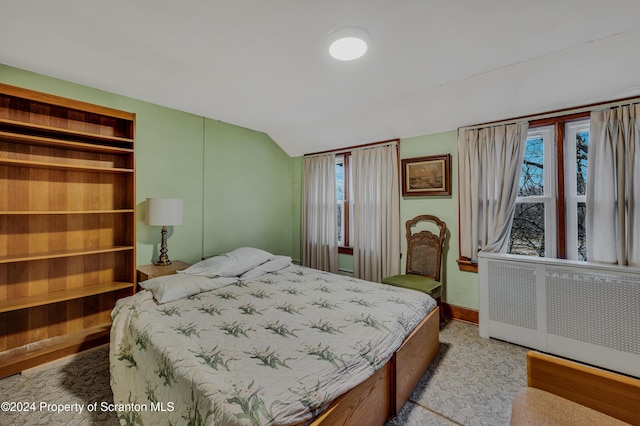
[155, 225, 172, 266]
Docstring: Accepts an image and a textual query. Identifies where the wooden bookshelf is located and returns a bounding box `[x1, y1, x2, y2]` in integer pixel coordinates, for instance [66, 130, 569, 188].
[0, 281, 134, 313]
[0, 324, 112, 379]
[0, 118, 135, 147]
[0, 246, 135, 264]
[0, 83, 136, 378]
[0, 157, 134, 173]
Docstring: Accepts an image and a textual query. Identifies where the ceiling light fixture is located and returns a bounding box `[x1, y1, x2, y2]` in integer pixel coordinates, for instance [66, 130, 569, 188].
[327, 27, 370, 61]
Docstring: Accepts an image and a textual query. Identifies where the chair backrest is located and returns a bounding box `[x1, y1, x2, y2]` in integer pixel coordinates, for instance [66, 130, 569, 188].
[405, 215, 446, 281]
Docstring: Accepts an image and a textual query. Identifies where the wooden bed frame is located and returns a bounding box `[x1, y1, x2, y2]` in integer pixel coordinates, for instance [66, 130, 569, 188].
[310, 306, 440, 425]
[109, 265, 441, 426]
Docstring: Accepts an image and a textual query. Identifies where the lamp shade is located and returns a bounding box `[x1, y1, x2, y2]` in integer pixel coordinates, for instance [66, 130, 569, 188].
[145, 198, 183, 226]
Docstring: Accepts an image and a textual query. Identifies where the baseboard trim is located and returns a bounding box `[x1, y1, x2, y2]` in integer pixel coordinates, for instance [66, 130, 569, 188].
[442, 302, 478, 324]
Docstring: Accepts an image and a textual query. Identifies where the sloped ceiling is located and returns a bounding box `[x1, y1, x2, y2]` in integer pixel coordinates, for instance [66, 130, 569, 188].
[2, 0, 640, 156]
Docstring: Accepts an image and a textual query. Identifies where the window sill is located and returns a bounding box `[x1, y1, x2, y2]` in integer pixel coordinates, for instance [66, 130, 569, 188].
[339, 246, 353, 255]
[457, 258, 478, 273]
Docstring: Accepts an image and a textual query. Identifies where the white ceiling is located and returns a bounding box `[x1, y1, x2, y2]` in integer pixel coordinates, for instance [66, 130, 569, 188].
[3, 0, 640, 156]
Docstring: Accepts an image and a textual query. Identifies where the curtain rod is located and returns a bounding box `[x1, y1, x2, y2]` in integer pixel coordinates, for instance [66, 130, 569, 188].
[305, 138, 399, 157]
[459, 95, 640, 131]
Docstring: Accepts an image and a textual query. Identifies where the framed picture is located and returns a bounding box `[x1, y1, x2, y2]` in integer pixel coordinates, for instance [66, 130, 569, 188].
[401, 154, 451, 196]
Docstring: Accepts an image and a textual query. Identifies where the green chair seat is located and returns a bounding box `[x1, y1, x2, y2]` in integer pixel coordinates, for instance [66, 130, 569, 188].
[383, 214, 446, 320]
[382, 274, 442, 299]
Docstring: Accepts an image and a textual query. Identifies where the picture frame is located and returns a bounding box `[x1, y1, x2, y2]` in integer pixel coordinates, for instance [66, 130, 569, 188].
[401, 154, 451, 197]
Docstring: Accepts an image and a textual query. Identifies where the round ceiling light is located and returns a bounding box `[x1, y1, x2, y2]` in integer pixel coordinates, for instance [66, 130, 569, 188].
[327, 27, 370, 61]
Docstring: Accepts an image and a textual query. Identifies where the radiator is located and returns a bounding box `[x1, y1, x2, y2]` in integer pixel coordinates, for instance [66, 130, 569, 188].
[478, 252, 640, 378]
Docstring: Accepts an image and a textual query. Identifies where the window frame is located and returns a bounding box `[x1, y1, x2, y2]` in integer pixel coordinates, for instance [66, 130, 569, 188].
[510, 125, 557, 258]
[563, 119, 590, 261]
[458, 111, 590, 272]
[336, 153, 353, 254]
[529, 112, 590, 260]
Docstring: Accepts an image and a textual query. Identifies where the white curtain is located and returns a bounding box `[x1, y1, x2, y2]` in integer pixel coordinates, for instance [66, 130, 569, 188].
[458, 123, 528, 261]
[352, 144, 400, 282]
[302, 154, 338, 273]
[587, 104, 640, 265]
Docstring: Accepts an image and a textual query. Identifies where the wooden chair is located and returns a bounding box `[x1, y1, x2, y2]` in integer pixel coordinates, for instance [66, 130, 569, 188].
[382, 215, 446, 314]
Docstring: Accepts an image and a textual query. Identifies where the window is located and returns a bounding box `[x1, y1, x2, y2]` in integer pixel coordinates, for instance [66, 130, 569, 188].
[336, 154, 353, 252]
[336, 155, 345, 246]
[565, 121, 589, 261]
[508, 116, 589, 260]
[509, 126, 556, 257]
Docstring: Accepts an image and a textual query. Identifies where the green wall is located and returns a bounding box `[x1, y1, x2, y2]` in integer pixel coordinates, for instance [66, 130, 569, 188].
[293, 133, 478, 309]
[400, 131, 478, 309]
[203, 120, 292, 256]
[1, 64, 478, 310]
[0, 64, 294, 266]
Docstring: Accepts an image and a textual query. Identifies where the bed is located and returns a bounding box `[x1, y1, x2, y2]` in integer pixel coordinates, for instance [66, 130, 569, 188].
[110, 248, 439, 425]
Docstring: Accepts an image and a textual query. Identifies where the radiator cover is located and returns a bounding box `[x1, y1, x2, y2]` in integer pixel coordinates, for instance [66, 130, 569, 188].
[479, 253, 640, 378]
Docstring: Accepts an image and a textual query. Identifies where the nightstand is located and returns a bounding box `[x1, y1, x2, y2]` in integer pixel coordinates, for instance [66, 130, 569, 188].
[137, 260, 192, 283]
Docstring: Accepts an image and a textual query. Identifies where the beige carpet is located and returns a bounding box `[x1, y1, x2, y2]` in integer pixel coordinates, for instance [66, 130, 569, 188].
[0, 320, 527, 425]
[0, 344, 119, 426]
[388, 320, 528, 425]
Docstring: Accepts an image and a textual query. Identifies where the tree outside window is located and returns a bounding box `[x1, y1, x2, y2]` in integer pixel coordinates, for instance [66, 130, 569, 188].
[508, 118, 589, 260]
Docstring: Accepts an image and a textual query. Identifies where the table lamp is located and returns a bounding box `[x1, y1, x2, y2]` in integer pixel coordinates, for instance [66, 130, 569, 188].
[145, 198, 183, 265]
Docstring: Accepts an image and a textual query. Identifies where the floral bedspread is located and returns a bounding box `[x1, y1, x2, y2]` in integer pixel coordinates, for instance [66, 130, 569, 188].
[110, 264, 436, 425]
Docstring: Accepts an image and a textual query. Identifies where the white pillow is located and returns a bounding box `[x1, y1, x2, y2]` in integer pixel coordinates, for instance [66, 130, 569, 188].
[240, 256, 292, 280]
[179, 247, 274, 278]
[140, 274, 203, 304]
[140, 274, 238, 304]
